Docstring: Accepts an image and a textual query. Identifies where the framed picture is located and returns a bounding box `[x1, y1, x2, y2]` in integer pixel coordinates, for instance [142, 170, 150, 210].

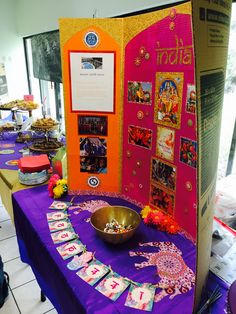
[180, 137, 197, 168]
[127, 81, 152, 105]
[156, 126, 175, 162]
[80, 156, 107, 174]
[149, 184, 175, 215]
[154, 72, 183, 128]
[128, 125, 152, 149]
[69, 51, 115, 113]
[186, 84, 196, 114]
[80, 137, 107, 157]
[151, 157, 176, 191]
[78, 115, 108, 136]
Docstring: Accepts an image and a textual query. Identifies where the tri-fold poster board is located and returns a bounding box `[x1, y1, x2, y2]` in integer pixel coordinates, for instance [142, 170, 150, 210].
[59, 0, 232, 310]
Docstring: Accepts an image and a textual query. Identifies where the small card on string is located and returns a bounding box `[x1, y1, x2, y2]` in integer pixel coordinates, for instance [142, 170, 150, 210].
[95, 271, 130, 301]
[76, 259, 109, 286]
[56, 239, 85, 260]
[47, 211, 68, 222]
[51, 228, 77, 244]
[67, 251, 94, 271]
[49, 201, 71, 211]
[125, 283, 156, 312]
[48, 219, 72, 233]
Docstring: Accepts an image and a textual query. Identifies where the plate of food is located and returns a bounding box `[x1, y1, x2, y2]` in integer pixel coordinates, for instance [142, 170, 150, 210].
[31, 117, 59, 131]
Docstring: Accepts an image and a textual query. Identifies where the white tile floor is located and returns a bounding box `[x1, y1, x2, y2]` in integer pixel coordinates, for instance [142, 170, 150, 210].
[0, 198, 57, 314]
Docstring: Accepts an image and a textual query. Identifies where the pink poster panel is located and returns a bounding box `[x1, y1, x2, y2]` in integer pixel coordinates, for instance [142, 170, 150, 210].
[122, 10, 197, 239]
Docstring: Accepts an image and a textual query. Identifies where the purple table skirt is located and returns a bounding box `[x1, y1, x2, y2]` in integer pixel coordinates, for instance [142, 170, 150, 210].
[12, 185, 196, 314]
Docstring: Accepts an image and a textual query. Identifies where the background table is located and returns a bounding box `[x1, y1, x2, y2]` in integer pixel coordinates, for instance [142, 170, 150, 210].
[13, 185, 196, 314]
[0, 135, 29, 220]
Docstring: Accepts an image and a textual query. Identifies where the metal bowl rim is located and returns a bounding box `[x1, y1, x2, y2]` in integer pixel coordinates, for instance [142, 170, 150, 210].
[90, 205, 141, 235]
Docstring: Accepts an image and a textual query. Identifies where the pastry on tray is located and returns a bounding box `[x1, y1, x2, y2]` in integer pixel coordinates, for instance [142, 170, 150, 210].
[0, 122, 15, 131]
[31, 117, 59, 130]
[0, 99, 39, 110]
[30, 139, 63, 151]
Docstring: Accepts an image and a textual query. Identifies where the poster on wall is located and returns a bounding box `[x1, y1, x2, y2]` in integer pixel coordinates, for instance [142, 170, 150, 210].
[154, 72, 183, 129]
[0, 63, 8, 103]
[69, 52, 115, 112]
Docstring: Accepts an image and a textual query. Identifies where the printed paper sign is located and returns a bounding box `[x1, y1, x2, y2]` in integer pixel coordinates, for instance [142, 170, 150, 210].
[125, 283, 156, 311]
[48, 219, 72, 232]
[51, 228, 77, 244]
[96, 271, 130, 301]
[56, 239, 84, 260]
[49, 201, 71, 211]
[47, 211, 68, 222]
[76, 259, 109, 286]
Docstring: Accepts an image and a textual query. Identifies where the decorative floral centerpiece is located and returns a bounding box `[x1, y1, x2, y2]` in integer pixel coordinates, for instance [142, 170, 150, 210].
[48, 174, 68, 198]
[140, 205, 180, 234]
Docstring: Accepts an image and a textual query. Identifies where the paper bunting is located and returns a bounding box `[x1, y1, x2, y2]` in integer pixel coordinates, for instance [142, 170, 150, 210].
[96, 271, 130, 301]
[125, 283, 156, 311]
[56, 239, 84, 260]
[49, 201, 71, 211]
[76, 259, 109, 286]
[47, 211, 68, 222]
[51, 228, 77, 244]
[48, 219, 72, 233]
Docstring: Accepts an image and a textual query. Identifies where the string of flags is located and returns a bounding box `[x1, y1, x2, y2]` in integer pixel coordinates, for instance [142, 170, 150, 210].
[47, 200, 157, 311]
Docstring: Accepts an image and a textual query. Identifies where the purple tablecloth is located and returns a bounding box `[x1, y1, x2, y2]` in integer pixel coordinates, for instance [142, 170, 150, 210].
[12, 185, 196, 314]
[0, 138, 25, 170]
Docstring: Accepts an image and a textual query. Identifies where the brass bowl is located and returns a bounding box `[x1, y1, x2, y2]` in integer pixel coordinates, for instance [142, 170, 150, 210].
[90, 206, 141, 244]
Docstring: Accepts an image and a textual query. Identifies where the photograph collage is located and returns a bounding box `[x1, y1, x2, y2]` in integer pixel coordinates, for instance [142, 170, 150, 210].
[78, 115, 108, 174]
[127, 73, 197, 215]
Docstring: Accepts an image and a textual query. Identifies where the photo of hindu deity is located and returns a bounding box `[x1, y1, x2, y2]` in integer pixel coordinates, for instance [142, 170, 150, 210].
[150, 184, 175, 215]
[127, 81, 152, 104]
[180, 137, 197, 168]
[80, 156, 107, 173]
[78, 115, 108, 136]
[186, 84, 196, 114]
[151, 158, 176, 191]
[80, 137, 107, 157]
[128, 125, 152, 149]
[81, 57, 103, 69]
[156, 126, 175, 161]
[154, 72, 183, 128]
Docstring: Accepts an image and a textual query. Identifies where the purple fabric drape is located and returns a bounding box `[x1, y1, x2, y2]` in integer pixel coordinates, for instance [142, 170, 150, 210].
[12, 185, 196, 314]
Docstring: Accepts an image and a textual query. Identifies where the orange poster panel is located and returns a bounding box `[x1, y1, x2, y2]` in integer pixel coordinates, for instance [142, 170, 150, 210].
[61, 24, 122, 192]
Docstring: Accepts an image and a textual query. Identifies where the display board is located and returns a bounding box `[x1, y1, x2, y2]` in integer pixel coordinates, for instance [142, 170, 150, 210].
[59, 0, 232, 310]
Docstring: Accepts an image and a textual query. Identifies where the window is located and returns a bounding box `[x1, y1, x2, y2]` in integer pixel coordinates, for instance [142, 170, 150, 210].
[24, 30, 65, 132]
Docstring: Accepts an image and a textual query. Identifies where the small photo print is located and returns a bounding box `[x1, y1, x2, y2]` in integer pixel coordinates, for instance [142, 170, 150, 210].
[80, 138, 107, 157]
[78, 115, 107, 136]
[128, 81, 152, 104]
[186, 84, 196, 114]
[180, 137, 197, 168]
[156, 126, 175, 162]
[150, 184, 175, 215]
[80, 156, 107, 173]
[128, 125, 152, 150]
[154, 72, 183, 128]
[81, 57, 103, 70]
[151, 158, 176, 191]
